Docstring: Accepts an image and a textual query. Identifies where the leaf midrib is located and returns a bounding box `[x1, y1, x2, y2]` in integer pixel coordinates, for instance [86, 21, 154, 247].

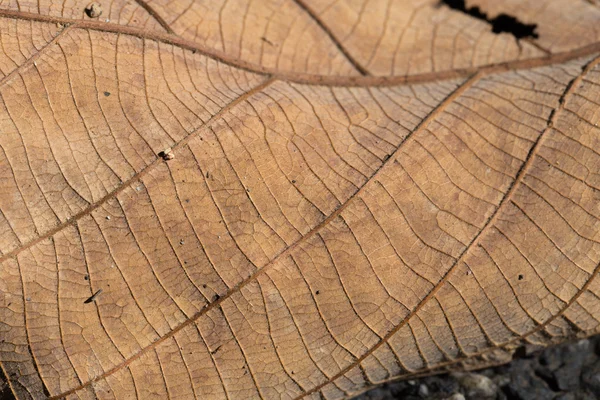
[1, 9, 600, 87]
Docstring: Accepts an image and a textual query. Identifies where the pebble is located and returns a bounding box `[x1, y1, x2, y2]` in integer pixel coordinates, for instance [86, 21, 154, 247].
[582, 360, 600, 395]
[444, 394, 466, 400]
[452, 372, 498, 399]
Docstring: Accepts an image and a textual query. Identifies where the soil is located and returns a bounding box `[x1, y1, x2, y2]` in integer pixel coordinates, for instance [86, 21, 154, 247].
[356, 335, 600, 400]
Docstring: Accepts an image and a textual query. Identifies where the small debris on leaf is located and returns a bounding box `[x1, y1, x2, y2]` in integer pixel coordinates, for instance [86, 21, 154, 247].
[260, 36, 275, 46]
[84, 289, 103, 304]
[85, 2, 103, 18]
[158, 148, 174, 161]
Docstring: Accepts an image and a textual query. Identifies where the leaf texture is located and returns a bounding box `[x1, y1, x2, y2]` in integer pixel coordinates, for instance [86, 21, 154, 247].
[0, 1, 600, 399]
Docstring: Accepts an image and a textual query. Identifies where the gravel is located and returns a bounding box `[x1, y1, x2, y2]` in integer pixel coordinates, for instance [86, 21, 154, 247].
[356, 335, 600, 400]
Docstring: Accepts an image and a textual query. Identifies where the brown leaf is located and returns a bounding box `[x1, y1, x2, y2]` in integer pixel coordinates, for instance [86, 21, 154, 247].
[0, 0, 599, 399]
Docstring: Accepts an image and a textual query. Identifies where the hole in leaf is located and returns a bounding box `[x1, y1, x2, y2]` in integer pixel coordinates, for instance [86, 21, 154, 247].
[441, 0, 539, 39]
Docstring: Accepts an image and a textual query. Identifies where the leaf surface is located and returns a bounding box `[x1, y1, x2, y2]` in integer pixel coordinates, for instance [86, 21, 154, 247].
[0, 1, 600, 399]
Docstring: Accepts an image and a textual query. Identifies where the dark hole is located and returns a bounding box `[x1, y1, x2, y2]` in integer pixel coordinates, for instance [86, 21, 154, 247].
[104, 91, 111, 97]
[441, 0, 539, 39]
[518, 274, 524, 280]
[315, 290, 320, 295]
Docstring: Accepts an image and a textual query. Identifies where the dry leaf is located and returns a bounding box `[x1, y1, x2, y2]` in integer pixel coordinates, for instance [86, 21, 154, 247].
[0, 0, 600, 399]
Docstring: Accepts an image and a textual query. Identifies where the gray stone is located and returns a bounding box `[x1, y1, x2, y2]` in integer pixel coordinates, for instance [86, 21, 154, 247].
[582, 360, 600, 396]
[452, 372, 498, 399]
[443, 394, 466, 400]
[417, 384, 429, 398]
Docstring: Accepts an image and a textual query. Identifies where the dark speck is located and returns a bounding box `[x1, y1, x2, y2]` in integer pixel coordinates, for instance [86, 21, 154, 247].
[84, 289, 103, 304]
[315, 290, 320, 295]
[518, 274, 524, 280]
[104, 91, 111, 97]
